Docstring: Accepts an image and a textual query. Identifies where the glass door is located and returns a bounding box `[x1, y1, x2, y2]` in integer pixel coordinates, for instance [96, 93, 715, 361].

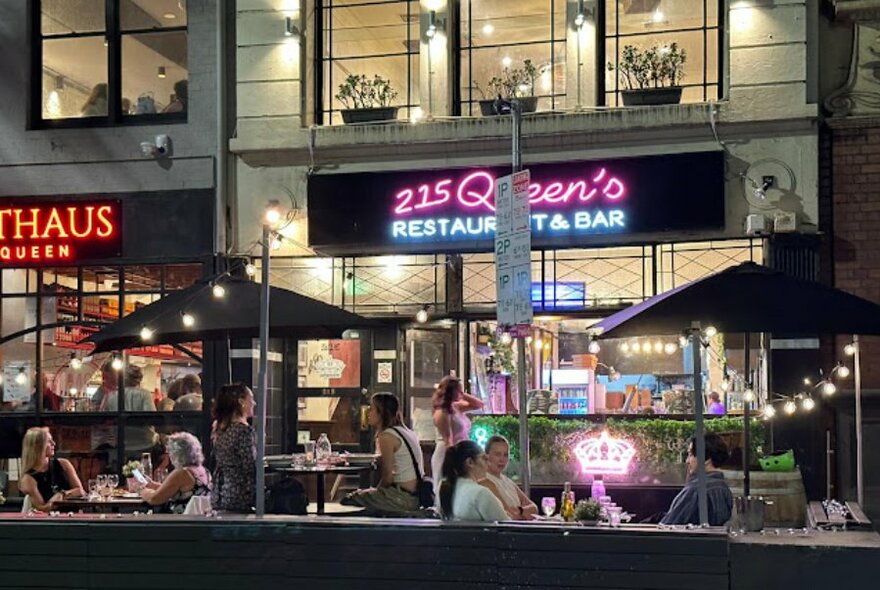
[405, 327, 456, 441]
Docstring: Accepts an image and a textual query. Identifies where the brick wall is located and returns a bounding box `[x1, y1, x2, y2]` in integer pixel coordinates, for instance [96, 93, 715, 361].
[830, 122, 880, 386]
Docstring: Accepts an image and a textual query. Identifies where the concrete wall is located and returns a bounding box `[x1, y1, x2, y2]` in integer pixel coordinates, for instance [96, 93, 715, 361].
[0, 1, 221, 208]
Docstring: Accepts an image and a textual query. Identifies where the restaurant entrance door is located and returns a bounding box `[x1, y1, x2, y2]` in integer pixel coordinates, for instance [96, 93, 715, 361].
[404, 326, 457, 442]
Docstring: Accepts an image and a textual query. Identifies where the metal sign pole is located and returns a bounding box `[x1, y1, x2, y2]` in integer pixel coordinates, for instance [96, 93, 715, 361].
[854, 334, 863, 507]
[255, 223, 271, 517]
[691, 325, 709, 526]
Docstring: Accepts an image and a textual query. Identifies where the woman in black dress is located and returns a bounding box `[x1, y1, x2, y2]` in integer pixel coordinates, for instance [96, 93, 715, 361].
[19, 427, 84, 511]
[210, 383, 256, 513]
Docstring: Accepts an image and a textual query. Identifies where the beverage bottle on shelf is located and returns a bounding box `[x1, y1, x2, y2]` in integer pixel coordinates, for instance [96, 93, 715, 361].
[316, 433, 332, 464]
[560, 481, 576, 522]
[591, 475, 606, 501]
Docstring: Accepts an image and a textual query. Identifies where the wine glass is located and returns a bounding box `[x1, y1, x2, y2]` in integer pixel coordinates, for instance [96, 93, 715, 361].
[108, 474, 119, 491]
[88, 479, 98, 500]
[541, 497, 557, 517]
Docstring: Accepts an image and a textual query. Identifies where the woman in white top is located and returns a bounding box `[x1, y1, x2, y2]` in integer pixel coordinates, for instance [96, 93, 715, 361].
[439, 440, 508, 522]
[431, 376, 484, 498]
[481, 435, 538, 520]
[344, 393, 425, 515]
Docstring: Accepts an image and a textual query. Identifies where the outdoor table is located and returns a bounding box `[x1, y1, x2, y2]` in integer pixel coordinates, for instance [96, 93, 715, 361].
[269, 464, 373, 515]
[53, 495, 146, 513]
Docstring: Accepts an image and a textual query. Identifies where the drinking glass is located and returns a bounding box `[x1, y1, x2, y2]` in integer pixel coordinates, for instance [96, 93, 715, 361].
[541, 497, 556, 517]
[88, 479, 98, 500]
[304, 441, 316, 466]
[108, 474, 119, 490]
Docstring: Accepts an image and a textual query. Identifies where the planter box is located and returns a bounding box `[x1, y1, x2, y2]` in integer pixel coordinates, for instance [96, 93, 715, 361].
[478, 96, 539, 116]
[340, 106, 399, 124]
[621, 87, 683, 107]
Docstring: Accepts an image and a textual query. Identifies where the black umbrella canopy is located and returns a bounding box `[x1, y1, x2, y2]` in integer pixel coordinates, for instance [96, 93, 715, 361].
[591, 261, 880, 338]
[82, 277, 380, 353]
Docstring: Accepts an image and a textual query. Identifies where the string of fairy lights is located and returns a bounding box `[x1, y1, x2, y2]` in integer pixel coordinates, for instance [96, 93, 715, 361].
[586, 327, 857, 421]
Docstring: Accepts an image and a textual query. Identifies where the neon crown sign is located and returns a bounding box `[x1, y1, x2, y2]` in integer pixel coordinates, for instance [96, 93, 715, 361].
[573, 431, 637, 475]
[390, 167, 628, 241]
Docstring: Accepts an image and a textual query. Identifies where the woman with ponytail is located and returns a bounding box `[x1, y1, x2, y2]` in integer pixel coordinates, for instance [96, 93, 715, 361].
[430, 375, 484, 498]
[439, 440, 508, 521]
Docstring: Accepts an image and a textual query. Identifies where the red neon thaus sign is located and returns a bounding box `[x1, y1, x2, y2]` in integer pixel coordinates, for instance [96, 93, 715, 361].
[0, 202, 121, 265]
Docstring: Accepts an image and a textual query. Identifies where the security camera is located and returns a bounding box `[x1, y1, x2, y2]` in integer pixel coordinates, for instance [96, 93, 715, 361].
[155, 134, 171, 157]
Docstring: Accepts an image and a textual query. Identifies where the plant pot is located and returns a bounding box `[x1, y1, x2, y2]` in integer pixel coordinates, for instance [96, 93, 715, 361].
[578, 519, 599, 526]
[478, 96, 539, 116]
[620, 87, 683, 107]
[340, 106, 399, 124]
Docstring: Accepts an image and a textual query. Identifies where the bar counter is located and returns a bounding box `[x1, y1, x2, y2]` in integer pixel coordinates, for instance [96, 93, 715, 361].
[0, 513, 876, 589]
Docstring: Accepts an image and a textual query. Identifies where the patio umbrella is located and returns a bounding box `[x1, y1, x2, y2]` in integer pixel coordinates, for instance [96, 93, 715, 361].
[590, 261, 880, 523]
[81, 277, 379, 353]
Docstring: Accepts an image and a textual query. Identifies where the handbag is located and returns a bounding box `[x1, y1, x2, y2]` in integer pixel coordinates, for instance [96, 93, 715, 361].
[392, 426, 435, 508]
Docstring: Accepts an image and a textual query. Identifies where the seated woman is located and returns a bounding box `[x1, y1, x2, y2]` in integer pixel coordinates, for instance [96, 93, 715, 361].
[139, 432, 211, 513]
[480, 435, 538, 520]
[344, 393, 425, 516]
[19, 427, 84, 511]
[439, 440, 509, 522]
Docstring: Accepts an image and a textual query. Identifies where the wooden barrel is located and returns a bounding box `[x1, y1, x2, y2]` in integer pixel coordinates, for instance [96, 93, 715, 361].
[723, 468, 807, 526]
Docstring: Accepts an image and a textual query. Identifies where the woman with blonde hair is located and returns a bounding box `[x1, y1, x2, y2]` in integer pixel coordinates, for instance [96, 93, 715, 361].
[19, 427, 84, 511]
[430, 375, 483, 498]
[140, 431, 211, 513]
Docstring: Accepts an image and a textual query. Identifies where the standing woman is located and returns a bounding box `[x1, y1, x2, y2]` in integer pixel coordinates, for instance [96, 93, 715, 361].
[19, 427, 85, 511]
[430, 375, 484, 497]
[210, 383, 256, 513]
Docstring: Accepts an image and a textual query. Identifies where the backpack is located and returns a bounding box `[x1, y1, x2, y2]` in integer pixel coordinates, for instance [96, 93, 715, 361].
[267, 476, 309, 515]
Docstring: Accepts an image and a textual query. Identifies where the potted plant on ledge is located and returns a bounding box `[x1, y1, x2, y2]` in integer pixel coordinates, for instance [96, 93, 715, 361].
[608, 42, 687, 106]
[335, 74, 399, 124]
[474, 59, 540, 116]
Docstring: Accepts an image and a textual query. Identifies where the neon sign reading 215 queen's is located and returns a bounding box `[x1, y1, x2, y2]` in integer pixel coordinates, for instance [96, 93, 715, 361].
[390, 167, 627, 241]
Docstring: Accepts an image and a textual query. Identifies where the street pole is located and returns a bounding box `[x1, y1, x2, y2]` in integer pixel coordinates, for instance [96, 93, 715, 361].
[743, 332, 751, 498]
[691, 325, 708, 526]
[510, 98, 530, 496]
[854, 334, 863, 506]
[255, 222, 271, 517]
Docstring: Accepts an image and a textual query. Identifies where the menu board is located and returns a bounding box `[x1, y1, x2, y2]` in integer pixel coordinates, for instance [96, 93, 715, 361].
[297, 339, 361, 389]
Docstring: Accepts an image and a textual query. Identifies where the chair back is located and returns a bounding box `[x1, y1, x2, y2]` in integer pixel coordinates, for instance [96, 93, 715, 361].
[183, 495, 211, 515]
[21, 495, 33, 513]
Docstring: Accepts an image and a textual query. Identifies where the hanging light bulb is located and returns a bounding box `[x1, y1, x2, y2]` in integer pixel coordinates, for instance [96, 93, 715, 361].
[500, 332, 512, 346]
[140, 325, 154, 341]
[588, 338, 601, 354]
[704, 326, 718, 338]
[69, 387, 78, 396]
[763, 404, 776, 419]
[743, 388, 755, 403]
[652, 341, 662, 353]
[212, 283, 226, 298]
[721, 377, 730, 392]
[822, 381, 837, 396]
[415, 306, 429, 324]
[837, 365, 850, 379]
[610, 369, 621, 382]
[664, 342, 677, 355]
[245, 263, 257, 277]
[70, 355, 82, 371]
[620, 342, 630, 353]
[15, 368, 27, 385]
[844, 343, 857, 356]
[111, 355, 124, 371]
[181, 312, 195, 328]
[264, 201, 282, 225]
[271, 236, 283, 250]
[803, 377, 812, 386]
[802, 396, 816, 411]
[784, 399, 797, 415]
[678, 335, 688, 348]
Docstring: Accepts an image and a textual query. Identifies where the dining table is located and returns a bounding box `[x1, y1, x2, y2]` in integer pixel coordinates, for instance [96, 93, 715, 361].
[269, 464, 374, 515]
[53, 494, 146, 513]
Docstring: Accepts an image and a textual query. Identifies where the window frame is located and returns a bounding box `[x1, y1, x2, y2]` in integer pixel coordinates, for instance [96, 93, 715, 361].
[29, 0, 188, 129]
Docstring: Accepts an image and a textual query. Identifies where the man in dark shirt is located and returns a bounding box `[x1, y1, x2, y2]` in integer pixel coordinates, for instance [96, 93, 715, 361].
[661, 433, 733, 526]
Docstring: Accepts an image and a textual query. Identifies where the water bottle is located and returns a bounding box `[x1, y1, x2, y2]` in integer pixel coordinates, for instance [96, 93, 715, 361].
[591, 475, 606, 501]
[316, 433, 332, 464]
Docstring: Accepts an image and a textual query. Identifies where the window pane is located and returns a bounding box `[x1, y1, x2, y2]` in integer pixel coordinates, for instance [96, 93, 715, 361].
[122, 31, 188, 115]
[122, 416, 204, 476]
[1, 269, 39, 295]
[123, 266, 164, 292]
[164, 264, 202, 290]
[43, 37, 108, 119]
[0, 335, 36, 414]
[40, 268, 78, 294]
[298, 396, 360, 447]
[121, 0, 188, 31]
[322, 0, 418, 125]
[81, 266, 120, 293]
[469, 0, 552, 46]
[41, 0, 105, 36]
[41, 420, 119, 483]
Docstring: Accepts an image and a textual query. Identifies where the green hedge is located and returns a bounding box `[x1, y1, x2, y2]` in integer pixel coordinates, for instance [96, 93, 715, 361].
[471, 415, 765, 475]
